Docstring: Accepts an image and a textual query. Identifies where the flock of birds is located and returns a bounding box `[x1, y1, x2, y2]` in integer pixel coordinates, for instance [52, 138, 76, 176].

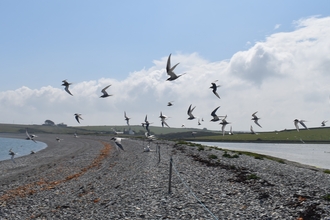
[7, 53, 327, 161]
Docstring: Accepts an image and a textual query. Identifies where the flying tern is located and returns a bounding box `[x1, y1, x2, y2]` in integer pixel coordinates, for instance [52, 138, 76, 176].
[210, 81, 220, 99]
[62, 80, 73, 96]
[210, 106, 223, 122]
[74, 113, 83, 123]
[187, 104, 196, 120]
[251, 111, 262, 128]
[166, 54, 186, 81]
[159, 112, 170, 128]
[111, 137, 125, 151]
[167, 101, 174, 106]
[294, 119, 308, 132]
[124, 111, 131, 126]
[220, 115, 230, 136]
[142, 115, 152, 135]
[321, 120, 328, 127]
[100, 85, 112, 98]
[26, 129, 37, 143]
[9, 149, 16, 163]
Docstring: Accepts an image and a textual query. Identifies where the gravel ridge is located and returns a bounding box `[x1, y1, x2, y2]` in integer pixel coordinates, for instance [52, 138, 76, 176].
[0, 134, 330, 219]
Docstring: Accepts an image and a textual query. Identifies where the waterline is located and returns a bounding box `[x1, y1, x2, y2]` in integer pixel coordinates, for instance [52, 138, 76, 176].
[194, 142, 330, 170]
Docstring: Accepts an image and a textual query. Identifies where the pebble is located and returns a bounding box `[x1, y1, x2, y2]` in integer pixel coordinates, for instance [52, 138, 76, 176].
[0, 134, 330, 219]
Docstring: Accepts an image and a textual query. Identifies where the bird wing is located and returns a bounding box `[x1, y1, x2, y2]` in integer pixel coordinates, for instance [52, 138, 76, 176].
[252, 111, 258, 117]
[213, 90, 220, 99]
[101, 85, 111, 95]
[254, 120, 262, 128]
[166, 54, 180, 78]
[211, 106, 220, 117]
[299, 120, 308, 129]
[115, 142, 125, 151]
[64, 85, 73, 96]
[250, 125, 255, 134]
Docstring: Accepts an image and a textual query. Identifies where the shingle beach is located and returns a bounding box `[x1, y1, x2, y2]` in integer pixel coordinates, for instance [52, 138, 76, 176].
[0, 134, 330, 219]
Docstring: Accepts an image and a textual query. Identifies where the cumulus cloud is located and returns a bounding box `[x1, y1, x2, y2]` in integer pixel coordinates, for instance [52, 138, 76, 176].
[1, 16, 330, 132]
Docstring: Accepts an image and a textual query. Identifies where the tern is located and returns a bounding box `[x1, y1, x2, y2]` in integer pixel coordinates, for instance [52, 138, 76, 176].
[124, 111, 131, 126]
[166, 54, 186, 81]
[74, 131, 79, 138]
[100, 85, 112, 98]
[159, 112, 170, 128]
[198, 118, 201, 125]
[74, 113, 83, 123]
[251, 111, 262, 128]
[229, 126, 233, 135]
[210, 80, 220, 99]
[220, 115, 230, 136]
[142, 115, 152, 135]
[111, 137, 125, 151]
[143, 145, 151, 152]
[321, 120, 328, 127]
[187, 104, 196, 120]
[294, 119, 308, 132]
[250, 125, 256, 134]
[210, 106, 223, 122]
[9, 149, 16, 163]
[167, 101, 174, 106]
[56, 137, 63, 142]
[145, 132, 156, 141]
[62, 80, 73, 96]
[26, 129, 37, 143]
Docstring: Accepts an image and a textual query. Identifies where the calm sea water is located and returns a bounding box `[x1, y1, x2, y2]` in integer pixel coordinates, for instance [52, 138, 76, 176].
[0, 137, 47, 162]
[194, 142, 330, 170]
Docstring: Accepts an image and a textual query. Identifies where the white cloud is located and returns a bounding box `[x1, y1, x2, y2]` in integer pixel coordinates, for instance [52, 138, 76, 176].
[1, 16, 330, 132]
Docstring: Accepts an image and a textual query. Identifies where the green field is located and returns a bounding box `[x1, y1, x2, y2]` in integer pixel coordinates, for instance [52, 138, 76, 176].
[1, 123, 330, 143]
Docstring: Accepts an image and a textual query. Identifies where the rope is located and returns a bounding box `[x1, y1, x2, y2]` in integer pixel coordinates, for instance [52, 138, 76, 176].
[170, 160, 219, 220]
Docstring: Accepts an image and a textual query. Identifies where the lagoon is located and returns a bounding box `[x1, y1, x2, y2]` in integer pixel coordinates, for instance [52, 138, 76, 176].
[195, 141, 330, 170]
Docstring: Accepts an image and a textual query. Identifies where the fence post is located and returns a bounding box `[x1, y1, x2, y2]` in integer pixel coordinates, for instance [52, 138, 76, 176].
[158, 145, 161, 163]
[168, 157, 172, 194]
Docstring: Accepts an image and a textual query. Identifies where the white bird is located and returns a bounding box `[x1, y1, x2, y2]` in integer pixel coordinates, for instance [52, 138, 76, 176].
[159, 112, 170, 128]
[62, 80, 73, 96]
[250, 125, 256, 134]
[26, 129, 37, 143]
[56, 137, 63, 142]
[145, 132, 156, 143]
[166, 54, 186, 81]
[124, 111, 131, 126]
[252, 111, 262, 128]
[9, 149, 16, 163]
[30, 150, 36, 154]
[321, 120, 328, 127]
[191, 131, 197, 137]
[220, 115, 230, 136]
[210, 80, 220, 99]
[111, 137, 125, 151]
[229, 126, 233, 135]
[198, 118, 201, 125]
[100, 85, 112, 98]
[294, 119, 308, 132]
[74, 113, 83, 123]
[74, 131, 79, 138]
[187, 104, 196, 120]
[143, 145, 151, 152]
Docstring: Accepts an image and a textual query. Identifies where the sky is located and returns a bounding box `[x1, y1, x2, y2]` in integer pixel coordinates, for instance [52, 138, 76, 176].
[1, 1, 330, 132]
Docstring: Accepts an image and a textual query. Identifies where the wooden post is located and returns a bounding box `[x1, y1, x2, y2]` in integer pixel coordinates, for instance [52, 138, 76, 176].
[168, 157, 172, 194]
[158, 145, 161, 163]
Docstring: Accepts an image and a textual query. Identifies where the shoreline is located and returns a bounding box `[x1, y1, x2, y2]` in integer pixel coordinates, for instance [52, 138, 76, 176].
[0, 134, 330, 219]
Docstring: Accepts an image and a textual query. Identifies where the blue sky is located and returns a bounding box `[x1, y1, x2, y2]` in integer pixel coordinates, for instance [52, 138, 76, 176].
[1, 1, 330, 133]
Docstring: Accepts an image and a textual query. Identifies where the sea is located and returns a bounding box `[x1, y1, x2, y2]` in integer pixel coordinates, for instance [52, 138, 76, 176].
[194, 141, 330, 170]
[0, 137, 47, 162]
